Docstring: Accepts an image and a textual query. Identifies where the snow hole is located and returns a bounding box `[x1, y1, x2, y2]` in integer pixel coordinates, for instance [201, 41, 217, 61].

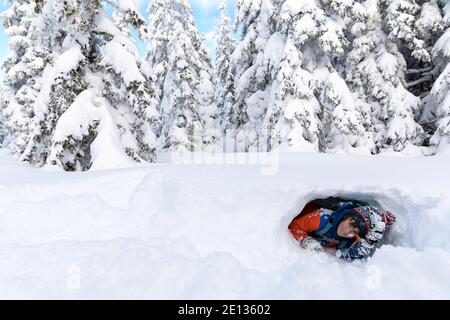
[283, 189, 443, 251]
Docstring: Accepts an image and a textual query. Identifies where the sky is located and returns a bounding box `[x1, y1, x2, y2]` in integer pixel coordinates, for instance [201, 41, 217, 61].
[0, 0, 237, 78]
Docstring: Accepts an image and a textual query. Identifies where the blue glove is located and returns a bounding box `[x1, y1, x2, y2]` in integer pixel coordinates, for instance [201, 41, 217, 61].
[338, 239, 375, 261]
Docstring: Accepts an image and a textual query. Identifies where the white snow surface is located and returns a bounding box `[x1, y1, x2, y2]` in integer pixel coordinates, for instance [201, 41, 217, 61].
[0, 149, 449, 299]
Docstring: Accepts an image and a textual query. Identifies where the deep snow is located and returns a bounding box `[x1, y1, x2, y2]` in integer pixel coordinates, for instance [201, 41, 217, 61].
[0, 149, 449, 299]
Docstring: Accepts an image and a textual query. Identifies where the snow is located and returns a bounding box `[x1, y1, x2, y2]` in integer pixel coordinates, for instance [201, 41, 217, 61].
[245, 86, 271, 122]
[89, 99, 138, 170]
[96, 10, 141, 58]
[263, 33, 285, 74]
[282, 0, 316, 16]
[0, 149, 449, 298]
[294, 14, 317, 44]
[34, 45, 85, 116]
[101, 41, 145, 84]
[434, 28, 450, 58]
[445, 1, 450, 24]
[51, 90, 100, 142]
[116, 0, 140, 13]
[378, 51, 399, 79]
[434, 136, 450, 156]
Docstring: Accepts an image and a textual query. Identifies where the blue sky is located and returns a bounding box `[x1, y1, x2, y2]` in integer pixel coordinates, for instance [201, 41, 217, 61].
[0, 0, 237, 78]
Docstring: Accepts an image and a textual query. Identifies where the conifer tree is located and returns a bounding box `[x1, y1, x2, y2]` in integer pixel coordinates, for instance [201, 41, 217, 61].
[1, 0, 45, 156]
[346, 0, 425, 153]
[15, 0, 160, 170]
[214, 0, 236, 133]
[144, 0, 220, 152]
[430, 1, 450, 153]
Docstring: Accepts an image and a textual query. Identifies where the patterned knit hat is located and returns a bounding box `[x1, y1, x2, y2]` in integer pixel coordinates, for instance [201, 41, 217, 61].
[350, 206, 394, 242]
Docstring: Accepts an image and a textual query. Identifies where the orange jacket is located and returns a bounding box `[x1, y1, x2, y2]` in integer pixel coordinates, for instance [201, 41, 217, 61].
[288, 202, 322, 242]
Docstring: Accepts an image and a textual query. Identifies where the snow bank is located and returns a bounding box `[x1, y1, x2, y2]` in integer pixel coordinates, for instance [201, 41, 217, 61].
[0, 150, 449, 298]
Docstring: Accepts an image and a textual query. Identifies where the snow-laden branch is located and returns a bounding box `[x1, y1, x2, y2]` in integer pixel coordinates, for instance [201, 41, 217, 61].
[406, 67, 433, 74]
[406, 75, 433, 88]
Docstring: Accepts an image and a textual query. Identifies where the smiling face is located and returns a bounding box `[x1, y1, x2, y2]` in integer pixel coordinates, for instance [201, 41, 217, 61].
[337, 216, 360, 239]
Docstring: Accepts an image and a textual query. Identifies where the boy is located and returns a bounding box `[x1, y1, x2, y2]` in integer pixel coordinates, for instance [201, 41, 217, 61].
[289, 197, 396, 261]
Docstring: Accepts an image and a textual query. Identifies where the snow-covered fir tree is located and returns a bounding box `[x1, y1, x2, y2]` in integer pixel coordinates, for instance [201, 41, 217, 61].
[257, 0, 372, 153]
[14, 0, 160, 170]
[98, 1, 161, 164]
[382, 0, 431, 63]
[258, 0, 322, 152]
[316, 0, 376, 154]
[232, 0, 431, 154]
[232, 0, 277, 151]
[381, 0, 446, 99]
[144, 0, 220, 153]
[416, 0, 449, 138]
[345, 0, 425, 153]
[214, 0, 236, 133]
[0, 0, 45, 156]
[429, 2, 450, 154]
[21, 0, 94, 169]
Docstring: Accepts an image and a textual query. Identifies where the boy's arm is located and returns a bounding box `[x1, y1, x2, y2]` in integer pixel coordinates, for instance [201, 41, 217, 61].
[288, 210, 321, 242]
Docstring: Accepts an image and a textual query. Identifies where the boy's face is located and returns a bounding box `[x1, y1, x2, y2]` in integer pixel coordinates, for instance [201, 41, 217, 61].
[337, 217, 360, 239]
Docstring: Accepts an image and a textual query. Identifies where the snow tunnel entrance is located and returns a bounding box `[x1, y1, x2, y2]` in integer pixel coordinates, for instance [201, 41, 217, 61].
[286, 191, 433, 251]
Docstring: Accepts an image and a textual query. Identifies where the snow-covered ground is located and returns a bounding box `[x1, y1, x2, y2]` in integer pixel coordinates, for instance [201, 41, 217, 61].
[0, 149, 449, 299]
